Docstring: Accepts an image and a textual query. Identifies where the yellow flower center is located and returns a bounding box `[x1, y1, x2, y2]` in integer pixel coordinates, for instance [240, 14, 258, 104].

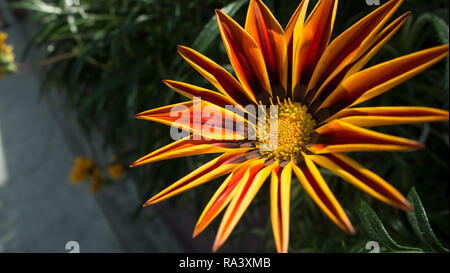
[257, 99, 316, 161]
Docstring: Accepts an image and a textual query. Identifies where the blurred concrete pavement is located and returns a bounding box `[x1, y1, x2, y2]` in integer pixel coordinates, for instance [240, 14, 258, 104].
[0, 1, 123, 252]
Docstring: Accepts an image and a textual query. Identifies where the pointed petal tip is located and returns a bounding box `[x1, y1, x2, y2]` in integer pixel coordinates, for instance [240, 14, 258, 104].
[143, 198, 156, 207]
[177, 45, 187, 52]
[415, 141, 425, 149]
[346, 223, 356, 235]
[212, 240, 220, 252]
[192, 229, 199, 238]
[401, 199, 414, 212]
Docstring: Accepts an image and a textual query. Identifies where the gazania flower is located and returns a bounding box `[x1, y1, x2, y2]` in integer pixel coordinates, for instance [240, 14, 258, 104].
[0, 32, 16, 78]
[132, 0, 449, 252]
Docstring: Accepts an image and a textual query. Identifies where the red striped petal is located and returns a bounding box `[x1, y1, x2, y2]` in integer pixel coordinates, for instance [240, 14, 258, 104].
[309, 153, 412, 211]
[135, 100, 252, 141]
[245, 0, 287, 96]
[307, 0, 403, 95]
[163, 80, 240, 110]
[307, 10, 410, 112]
[328, 106, 449, 127]
[193, 159, 260, 237]
[315, 45, 449, 121]
[213, 159, 272, 251]
[131, 135, 249, 167]
[216, 9, 273, 101]
[143, 150, 248, 206]
[292, 0, 337, 101]
[293, 155, 354, 234]
[177, 45, 256, 105]
[310, 120, 423, 154]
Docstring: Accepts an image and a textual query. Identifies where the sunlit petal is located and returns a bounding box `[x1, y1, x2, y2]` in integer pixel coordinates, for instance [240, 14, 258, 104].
[213, 159, 272, 251]
[245, 0, 287, 95]
[216, 9, 273, 100]
[143, 150, 249, 206]
[293, 155, 354, 233]
[178, 45, 257, 105]
[328, 106, 449, 127]
[310, 120, 423, 153]
[309, 153, 412, 211]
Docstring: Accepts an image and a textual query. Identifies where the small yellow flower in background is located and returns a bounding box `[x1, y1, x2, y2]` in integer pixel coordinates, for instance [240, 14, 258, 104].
[108, 156, 125, 180]
[69, 157, 94, 184]
[0, 32, 16, 78]
[90, 167, 105, 194]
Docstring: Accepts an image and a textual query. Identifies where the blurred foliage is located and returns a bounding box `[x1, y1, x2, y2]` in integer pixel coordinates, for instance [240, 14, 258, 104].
[14, 0, 449, 252]
[359, 188, 448, 253]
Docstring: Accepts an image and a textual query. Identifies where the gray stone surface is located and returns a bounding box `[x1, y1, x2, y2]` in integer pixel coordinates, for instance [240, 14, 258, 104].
[0, 3, 123, 253]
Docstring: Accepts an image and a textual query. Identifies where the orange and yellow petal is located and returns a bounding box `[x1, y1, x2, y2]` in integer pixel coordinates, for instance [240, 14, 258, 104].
[177, 45, 256, 105]
[328, 106, 449, 127]
[315, 45, 449, 121]
[193, 159, 260, 237]
[245, 0, 287, 94]
[131, 135, 246, 167]
[307, 0, 403, 95]
[213, 159, 271, 251]
[309, 153, 412, 211]
[163, 80, 241, 110]
[135, 100, 252, 140]
[307, 11, 410, 112]
[292, 0, 337, 100]
[310, 120, 423, 154]
[143, 149, 249, 206]
[293, 155, 354, 234]
[216, 9, 272, 100]
[270, 160, 293, 253]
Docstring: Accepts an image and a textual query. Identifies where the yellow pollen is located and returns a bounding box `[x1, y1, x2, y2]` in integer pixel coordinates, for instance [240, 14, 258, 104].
[257, 99, 316, 161]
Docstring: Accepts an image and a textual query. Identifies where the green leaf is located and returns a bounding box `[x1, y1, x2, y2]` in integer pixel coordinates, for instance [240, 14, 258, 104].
[359, 201, 422, 252]
[406, 187, 449, 253]
[9, 0, 62, 14]
[191, 0, 247, 53]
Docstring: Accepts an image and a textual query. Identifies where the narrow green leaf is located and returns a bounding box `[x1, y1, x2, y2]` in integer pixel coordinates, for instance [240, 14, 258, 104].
[9, 0, 62, 14]
[406, 187, 449, 253]
[359, 201, 422, 252]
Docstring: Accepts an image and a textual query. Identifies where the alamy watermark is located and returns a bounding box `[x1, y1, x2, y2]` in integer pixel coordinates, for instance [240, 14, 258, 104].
[167, 96, 280, 151]
[365, 0, 381, 5]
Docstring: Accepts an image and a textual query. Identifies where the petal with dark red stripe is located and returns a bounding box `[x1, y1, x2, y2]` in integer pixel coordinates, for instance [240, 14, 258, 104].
[309, 153, 412, 211]
[131, 135, 250, 167]
[135, 100, 252, 141]
[315, 45, 449, 119]
[292, 0, 337, 100]
[307, 11, 410, 112]
[284, 0, 309, 93]
[307, 0, 403, 94]
[163, 80, 240, 110]
[310, 120, 423, 154]
[213, 159, 272, 251]
[270, 160, 292, 253]
[293, 155, 354, 234]
[328, 106, 449, 127]
[216, 9, 272, 100]
[245, 0, 287, 94]
[177, 45, 256, 105]
[143, 149, 248, 206]
[193, 159, 259, 237]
